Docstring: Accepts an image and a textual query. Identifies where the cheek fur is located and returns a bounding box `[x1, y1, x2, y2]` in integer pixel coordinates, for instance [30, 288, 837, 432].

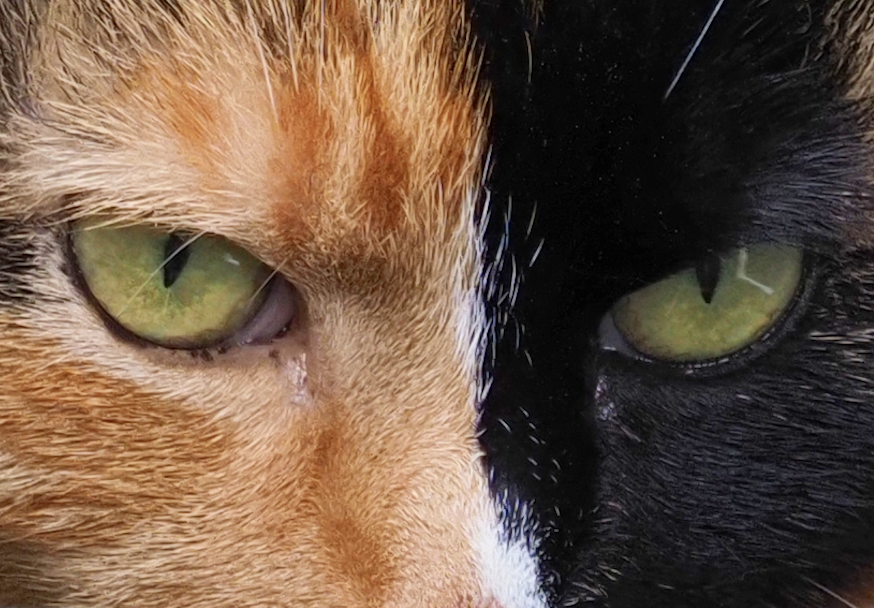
[0, 0, 549, 606]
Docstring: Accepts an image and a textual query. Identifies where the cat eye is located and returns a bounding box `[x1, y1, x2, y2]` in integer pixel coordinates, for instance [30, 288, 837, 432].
[71, 221, 296, 349]
[605, 245, 804, 362]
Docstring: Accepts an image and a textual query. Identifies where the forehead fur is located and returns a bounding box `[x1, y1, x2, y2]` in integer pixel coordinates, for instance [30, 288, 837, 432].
[0, 1, 500, 606]
[0, 0, 487, 259]
[827, 0, 874, 108]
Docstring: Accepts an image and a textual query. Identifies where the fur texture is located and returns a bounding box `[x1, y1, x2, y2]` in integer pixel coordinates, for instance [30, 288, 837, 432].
[476, 1, 874, 606]
[5, 1, 874, 607]
[0, 1, 503, 606]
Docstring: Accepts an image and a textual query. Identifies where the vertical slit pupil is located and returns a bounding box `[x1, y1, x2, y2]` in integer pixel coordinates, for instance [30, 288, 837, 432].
[163, 233, 191, 288]
[695, 252, 721, 304]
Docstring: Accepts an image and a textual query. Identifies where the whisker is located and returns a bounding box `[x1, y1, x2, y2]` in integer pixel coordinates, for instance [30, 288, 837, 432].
[524, 30, 533, 85]
[801, 576, 861, 608]
[115, 231, 207, 319]
[663, 0, 726, 100]
[247, 253, 293, 307]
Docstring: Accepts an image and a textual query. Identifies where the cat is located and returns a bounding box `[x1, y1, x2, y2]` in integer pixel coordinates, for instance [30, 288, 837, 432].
[1, 0, 874, 607]
[476, 1, 874, 606]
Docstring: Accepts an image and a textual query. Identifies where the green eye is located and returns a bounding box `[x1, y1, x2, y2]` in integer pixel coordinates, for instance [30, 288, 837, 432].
[72, 221, 293, 349]
[609, 245, 804, 362]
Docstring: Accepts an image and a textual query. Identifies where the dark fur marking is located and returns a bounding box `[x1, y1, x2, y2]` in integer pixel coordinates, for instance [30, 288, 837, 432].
[0, 536, 67, 606]
[474, 0, 874, 606]
[0, 221, 39, 306]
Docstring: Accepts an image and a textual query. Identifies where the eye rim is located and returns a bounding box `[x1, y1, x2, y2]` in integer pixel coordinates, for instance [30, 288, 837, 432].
[598, 248, 817, 376]
[65, 223, 299, 353]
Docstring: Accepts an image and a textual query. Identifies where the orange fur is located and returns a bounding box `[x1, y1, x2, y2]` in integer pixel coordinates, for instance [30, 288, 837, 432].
[0, 0, 494, 605]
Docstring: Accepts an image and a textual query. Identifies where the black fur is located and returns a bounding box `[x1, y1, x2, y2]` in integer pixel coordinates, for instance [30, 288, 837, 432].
[473, 0, 874, 606]
[0, 221, 38, 306]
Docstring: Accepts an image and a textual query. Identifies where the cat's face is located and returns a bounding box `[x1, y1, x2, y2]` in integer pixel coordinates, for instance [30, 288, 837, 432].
[2, 0, 874, 607]
[478, 1, 874, 606]
[0, 1, 501, 606]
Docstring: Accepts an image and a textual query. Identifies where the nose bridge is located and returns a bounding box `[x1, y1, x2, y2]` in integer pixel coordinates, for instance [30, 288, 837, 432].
[293, 280, 491, 606]
[309, 410, 487, 606]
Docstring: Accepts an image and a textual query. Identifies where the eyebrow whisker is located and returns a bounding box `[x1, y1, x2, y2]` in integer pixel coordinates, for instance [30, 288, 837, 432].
[664, 0, 726, 100]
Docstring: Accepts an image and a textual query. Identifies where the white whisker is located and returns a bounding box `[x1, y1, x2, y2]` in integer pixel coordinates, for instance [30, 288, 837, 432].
[247, 253, 293, 307]
[801, 576, 861, 608]
[664, 0, 726, 100]
[525, 31, 533, 85]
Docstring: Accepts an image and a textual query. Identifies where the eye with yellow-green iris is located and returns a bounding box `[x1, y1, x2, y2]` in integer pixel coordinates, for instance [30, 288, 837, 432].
[607, 245, 804, 362]
[72, 221, 296, 349]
